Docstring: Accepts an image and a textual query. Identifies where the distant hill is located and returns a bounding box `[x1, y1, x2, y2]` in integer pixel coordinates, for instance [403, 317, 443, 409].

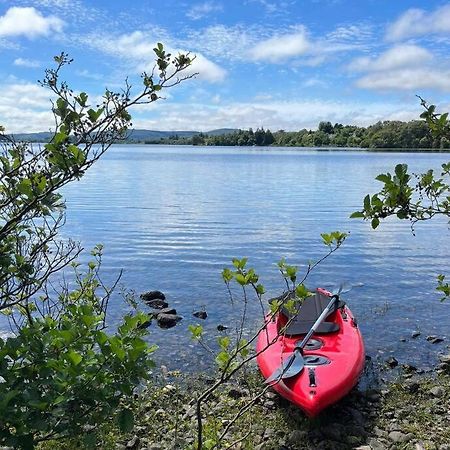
[9, 128, 238, 143]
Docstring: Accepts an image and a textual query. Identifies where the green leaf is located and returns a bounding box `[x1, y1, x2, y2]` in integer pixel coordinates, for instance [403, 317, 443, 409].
[217, 336, 230, 350]
[117, 408, 134, 433]
[188, 324, 203, 340]
[222, 268, 233, 283]
[255, 283, 265, 295]
[76, 92, 88, 107]
[215, 351, 230, 369]
[363, 194, 371, 211]
[375, 173, 391, 184]
[67, 350, 82, 366]
[371, 217, 380, 229]
[350, 211, 364, 218]
[109, 337, 126, 360]
[395, 163, 407, 179]
[295, 284, 312, 299]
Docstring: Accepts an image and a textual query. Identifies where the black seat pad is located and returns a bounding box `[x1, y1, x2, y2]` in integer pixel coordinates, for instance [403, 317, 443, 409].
[281, 291, 343, 336]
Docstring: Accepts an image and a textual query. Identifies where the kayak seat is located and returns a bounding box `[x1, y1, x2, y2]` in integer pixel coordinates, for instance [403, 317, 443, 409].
[281, 291, 343, 336]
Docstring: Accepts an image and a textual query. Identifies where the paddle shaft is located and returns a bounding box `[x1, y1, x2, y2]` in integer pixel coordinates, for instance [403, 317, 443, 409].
[296, 295, 338, 352]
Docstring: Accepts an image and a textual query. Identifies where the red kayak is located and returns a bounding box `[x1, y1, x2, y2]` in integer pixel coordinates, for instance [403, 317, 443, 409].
[256, 288, 365, 417]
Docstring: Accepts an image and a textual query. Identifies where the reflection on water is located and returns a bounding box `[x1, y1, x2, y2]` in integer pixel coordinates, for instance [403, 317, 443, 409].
[5, 146, 450, 370]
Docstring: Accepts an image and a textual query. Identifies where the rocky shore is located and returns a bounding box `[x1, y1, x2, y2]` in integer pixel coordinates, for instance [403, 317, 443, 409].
[106, 352, 450, 450]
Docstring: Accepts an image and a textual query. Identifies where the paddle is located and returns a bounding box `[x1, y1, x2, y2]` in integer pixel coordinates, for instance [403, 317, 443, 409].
[265, 284, 351, 384]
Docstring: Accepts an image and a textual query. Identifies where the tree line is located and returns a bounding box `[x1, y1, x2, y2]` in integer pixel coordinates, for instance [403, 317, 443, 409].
[144, 120, 450, 149]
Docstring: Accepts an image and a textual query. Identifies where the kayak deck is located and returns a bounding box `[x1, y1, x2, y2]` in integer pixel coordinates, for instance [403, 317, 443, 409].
[256, 289, 365, 417]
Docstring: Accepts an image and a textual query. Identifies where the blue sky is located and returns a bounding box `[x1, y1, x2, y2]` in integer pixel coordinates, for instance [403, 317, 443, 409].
[1, 0, 450, 133]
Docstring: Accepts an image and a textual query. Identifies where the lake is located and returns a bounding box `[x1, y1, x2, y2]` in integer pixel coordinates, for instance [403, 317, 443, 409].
[9, 145, 450, 371]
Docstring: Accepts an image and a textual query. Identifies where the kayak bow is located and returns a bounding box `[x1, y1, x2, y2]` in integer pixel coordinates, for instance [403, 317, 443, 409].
[256, 288, 365, 417]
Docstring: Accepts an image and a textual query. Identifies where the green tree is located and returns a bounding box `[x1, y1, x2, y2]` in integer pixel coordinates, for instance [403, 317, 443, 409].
[351, 98, 450, 301]
[0, 45, 193, 448]
[318, 121, 333, 134]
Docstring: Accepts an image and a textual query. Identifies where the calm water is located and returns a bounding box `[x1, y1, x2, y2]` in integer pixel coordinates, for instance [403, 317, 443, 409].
[9, 146, 450, 370]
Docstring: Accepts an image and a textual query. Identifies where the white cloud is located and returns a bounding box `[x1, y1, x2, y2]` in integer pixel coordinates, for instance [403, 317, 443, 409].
[0, 82, 53, 133]
[185, 53, 226, 82]
[180, 24, 257, 61]
[250, 28, 310, 62]
[356, 68, 450, 92]
[13, 57, 41, 68]
[80, 30, 226, 84]
[349, 44, 450, 93]
[186, 2, 222, 20]
[302, 78, 328, 88]
[0, 7, 63, 39]
[349, 45, 433, 72]
[387, 4, 450, 41]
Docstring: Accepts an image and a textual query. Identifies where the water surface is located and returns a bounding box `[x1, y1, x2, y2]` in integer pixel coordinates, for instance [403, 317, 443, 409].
[9, 146, 450, 370]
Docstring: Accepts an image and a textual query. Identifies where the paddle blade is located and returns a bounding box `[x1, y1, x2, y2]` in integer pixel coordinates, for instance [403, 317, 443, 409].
[331, 281, 353, 296]
[281, 354, 305, 379]
[265, 353, 296, 384]
[264, 352, 305, 384]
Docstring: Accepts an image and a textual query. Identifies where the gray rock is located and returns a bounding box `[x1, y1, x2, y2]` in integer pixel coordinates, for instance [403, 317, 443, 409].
[386, 356, 398, 368]
[411, 331, 421, 338]
[368, 438, 387, 450]
[193, 310, 207, 319]
[158, 307, 177, 315]
[402, 363, 417, 373]
[126, 436, 140, 449]
[405, 379, 420, 393]
[157, 313, 182, 328]
[345, 436, 361, 446]
[373, 426, 387, 438]
[140, 290, 166, 301]
[145, 298, 168, 309]
[426, 335, 444, 344]
[388, 431, 412, 443]
[430, 386, 444, 397]
[227, 387, 247, 399]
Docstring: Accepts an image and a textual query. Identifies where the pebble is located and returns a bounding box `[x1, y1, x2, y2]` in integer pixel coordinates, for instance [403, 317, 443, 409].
[373, 426, 387, 438]
[430, 386, 444, 397]
[405, 379, 420, 393]
[140, 290, 166, 301]
[411, 331, 421, 338]
[193, 310, 207, 319]
[386, 356, 398, 368]
[426, 335, 444, 344]
[388, 431, 413, 443]
[126, 436, 139, 449]
[368, 438, 387, 450]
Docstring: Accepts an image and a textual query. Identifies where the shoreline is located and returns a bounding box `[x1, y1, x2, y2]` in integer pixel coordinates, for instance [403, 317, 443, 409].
[40, 353, 450, 449]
